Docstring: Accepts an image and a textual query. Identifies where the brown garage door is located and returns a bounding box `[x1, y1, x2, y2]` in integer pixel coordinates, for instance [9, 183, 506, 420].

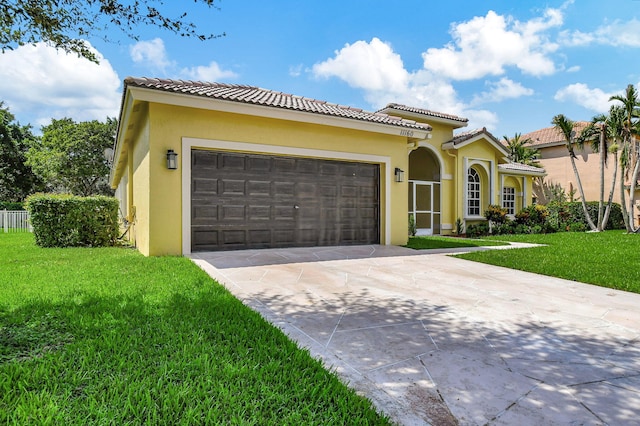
[191, 150, 380, 251]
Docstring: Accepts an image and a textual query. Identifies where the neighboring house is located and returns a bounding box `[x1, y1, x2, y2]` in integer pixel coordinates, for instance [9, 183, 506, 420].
[110, 78, 545, 256]
[521, 123, 620, 204]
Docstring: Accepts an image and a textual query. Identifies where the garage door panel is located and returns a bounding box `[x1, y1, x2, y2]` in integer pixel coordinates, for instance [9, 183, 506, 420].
[296, 158, 319, 173]
[192, 177, 218, 195]
[221, 179, 246, 195]
[248, 229, 271, 245]
[360, 185, 378, 199]
[359, 207, 378, 219]
[191, 150, 379, 251]
[296, 182, 317, 198]
[221, 205, 245, 220]
[247, 180, 271, 196]
[221, 230, 246, 245]
[273, 157, 296, 172]
[247, 156, 271, 172]
[192, 228, 218, 248]
[192, 205, 218, 223]
[274, 205, 295, 219]
[221, 154, 246, 170]
[274, 182, 295, 197]
[341, 185, 358, 197]
[192, 150, 218, 168]
[248, 205, 271, 220]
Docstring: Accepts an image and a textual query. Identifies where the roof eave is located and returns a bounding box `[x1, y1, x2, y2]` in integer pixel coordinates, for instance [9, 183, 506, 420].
[126, 85, 431, 139]
[378, 106, 469, 129]
[443, 133, 509, 157]
[498, 166, 547, 177]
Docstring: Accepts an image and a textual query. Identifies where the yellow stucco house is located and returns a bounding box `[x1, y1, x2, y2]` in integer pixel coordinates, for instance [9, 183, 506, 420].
[110, 77, 545, 256]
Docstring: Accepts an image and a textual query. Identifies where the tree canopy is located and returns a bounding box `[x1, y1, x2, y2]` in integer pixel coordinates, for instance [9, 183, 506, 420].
[502, 133, 540, 167]
[26, 117, 117, 196]
[0, 104, 44, 202]
[1, 0, 224, 62]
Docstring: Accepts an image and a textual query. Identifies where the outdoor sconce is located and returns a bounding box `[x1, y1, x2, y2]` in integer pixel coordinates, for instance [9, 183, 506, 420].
[394, 167, 405, 183]
[166, 149, 178, 170]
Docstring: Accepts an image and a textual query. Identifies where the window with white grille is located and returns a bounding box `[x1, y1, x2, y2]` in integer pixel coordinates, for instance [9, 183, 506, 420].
[503, 186, 515, 215]
[467, 168, 481, 216]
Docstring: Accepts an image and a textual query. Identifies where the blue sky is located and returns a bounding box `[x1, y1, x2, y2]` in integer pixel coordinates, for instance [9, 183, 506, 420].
[1, 0, 639, 138]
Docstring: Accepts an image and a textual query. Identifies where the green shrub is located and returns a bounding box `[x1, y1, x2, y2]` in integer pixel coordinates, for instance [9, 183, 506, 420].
[546, 201, 625, 231]
[485, 204, 509, 224]
[0, 201, 24, 210]
[515, 204, 549, 227]
[408, 214, 417, 236]
[25, 193, 119, 247]
[466, 222, 489, 238]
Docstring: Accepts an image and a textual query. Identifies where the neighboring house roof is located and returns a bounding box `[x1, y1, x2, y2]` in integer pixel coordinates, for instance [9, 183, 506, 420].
[441, 127, 510, 157]
[123, 77, 432, 132]
[377, 103, 468, 128]
[521, 121, 590, 148]
[499, 162, 546, 176]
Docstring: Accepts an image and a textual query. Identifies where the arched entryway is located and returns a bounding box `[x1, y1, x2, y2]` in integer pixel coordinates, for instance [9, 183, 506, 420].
[408, 147, 441, 235]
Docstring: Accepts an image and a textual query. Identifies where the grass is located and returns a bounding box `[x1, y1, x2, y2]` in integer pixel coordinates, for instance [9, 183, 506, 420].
[455, 230, 640, 294]
[0, 233, 390, 425]
[406, 235, 508, 250]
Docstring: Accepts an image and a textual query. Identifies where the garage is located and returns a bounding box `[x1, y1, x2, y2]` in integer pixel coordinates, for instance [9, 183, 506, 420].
[191, 149, 380, 251]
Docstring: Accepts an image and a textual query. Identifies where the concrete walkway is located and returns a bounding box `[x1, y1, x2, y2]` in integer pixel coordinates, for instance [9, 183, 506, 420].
[191, 245, 640, 425]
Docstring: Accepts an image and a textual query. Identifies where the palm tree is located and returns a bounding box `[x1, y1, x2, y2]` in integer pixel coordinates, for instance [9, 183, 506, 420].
[609, 84, 640, 232]
[502, 133, 541, 166]
[552, 114, 598, 231]
[585, 106, 625, 231]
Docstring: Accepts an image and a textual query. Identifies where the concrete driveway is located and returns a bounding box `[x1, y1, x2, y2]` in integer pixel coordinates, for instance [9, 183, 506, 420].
[191, 245, 640, 425]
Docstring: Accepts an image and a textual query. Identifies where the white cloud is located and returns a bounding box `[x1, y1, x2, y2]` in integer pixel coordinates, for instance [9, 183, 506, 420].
[560, 18, 640, 47]
[421, 8, 561, 80]
[554, 83, 614, 112]
[180, 61, 238, 81]
[130, 38, 173, 71]
[130, 38, 237, 82]
[472, 78, 534, 105]
[289, 64, 303, 77]
[312, 38, 409, 93]
[566, 65, 580, 73]
[0, 42, 121, 128]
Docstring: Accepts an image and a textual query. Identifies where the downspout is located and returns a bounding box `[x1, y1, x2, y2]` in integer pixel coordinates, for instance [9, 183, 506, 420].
[446, 149, 459, 232]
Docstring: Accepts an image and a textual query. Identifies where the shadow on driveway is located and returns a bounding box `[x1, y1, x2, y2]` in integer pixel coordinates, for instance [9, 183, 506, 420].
[192, 246, 640, 425]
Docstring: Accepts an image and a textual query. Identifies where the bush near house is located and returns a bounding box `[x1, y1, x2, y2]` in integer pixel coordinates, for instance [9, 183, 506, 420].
[466, 201, 625, 237]
[546, 201, 625, 231]
[0, 201, 24, 210]
[25, 193, 119, 247]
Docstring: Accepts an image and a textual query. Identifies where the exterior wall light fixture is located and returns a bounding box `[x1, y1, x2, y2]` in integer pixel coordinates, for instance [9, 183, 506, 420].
[394, 167, 405, 183]
[166, 149, 178, 170]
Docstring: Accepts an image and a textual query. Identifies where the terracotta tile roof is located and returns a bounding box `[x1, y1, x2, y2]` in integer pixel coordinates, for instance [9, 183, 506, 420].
[447, 127, 500, 146]
[499, 162, 545, 174]
[522, 122, 590, 147]
[124, 77, 432, 131]
[378, 103, 468, 123]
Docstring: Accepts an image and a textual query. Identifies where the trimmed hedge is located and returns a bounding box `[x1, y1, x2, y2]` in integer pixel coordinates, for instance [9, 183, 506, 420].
[467, 201, 625, 238]
[547, 201, 625, 231]
[25, 194, 119, 247]
[0, 201, 24, 210]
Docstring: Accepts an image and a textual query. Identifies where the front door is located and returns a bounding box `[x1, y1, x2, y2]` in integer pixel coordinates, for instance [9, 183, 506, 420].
[409, 181, 441, 236]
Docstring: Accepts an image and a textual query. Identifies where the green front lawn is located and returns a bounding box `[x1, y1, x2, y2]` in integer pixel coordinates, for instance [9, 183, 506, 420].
[456, 231, 640, 294]
[0, 233, 390, 425]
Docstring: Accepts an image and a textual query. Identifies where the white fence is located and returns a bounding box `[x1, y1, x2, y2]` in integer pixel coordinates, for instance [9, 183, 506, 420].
[1, 210, 32, 233]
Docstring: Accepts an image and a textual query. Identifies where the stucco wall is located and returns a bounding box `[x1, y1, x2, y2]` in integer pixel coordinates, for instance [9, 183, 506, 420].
[142, 102, 412, 255]
[538, 145, 620, 203]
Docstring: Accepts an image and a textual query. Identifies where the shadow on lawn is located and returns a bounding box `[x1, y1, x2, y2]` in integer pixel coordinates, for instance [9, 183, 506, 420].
[248, 287, 640, 426]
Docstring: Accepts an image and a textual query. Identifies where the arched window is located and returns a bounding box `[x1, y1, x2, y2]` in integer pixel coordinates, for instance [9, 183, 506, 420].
[467, 168, 481, 216]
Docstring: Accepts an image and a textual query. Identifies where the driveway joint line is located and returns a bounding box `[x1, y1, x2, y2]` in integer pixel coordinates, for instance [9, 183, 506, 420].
[368, 352, 432, 373]
[325, 308, 346, 349]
